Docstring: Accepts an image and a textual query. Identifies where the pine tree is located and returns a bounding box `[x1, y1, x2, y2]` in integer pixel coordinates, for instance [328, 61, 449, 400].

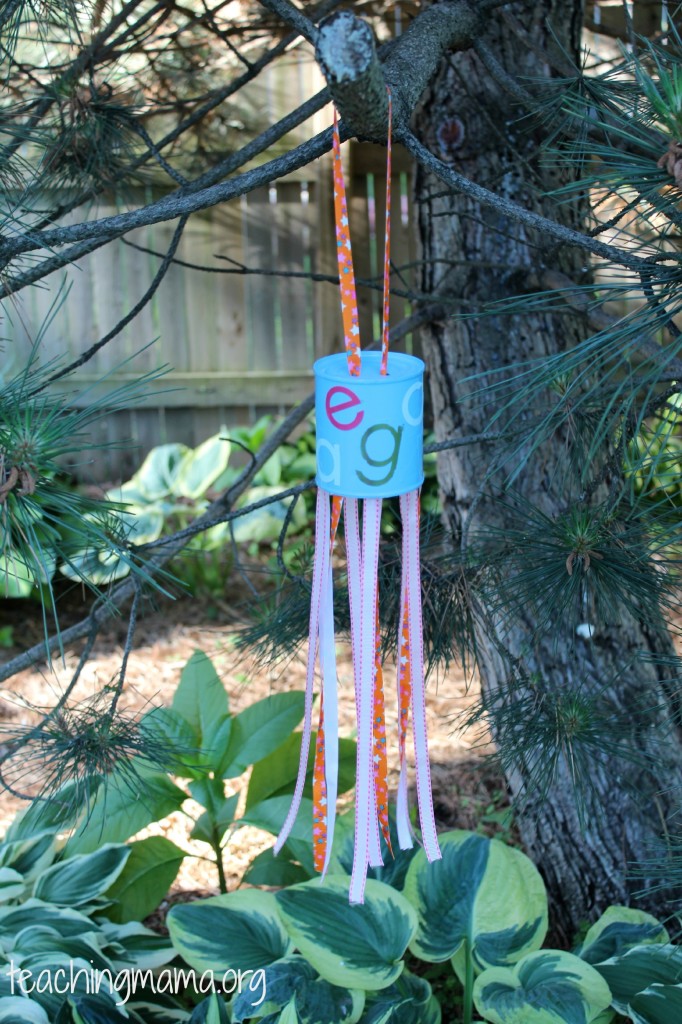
[1, 0, 682, 939]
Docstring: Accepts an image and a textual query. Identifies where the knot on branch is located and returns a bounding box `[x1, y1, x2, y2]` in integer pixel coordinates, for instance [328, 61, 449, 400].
[315, 3, 482, 144]
[316, 11, 388, 142]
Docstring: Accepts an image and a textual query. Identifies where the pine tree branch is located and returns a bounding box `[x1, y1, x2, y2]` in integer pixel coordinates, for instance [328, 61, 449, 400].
[400, 129, 669, 273]
[531, 268, 682, 378]
[258, 0, 319, 45]
[0, 306, 436, 685]
[0, 128, 333, 266]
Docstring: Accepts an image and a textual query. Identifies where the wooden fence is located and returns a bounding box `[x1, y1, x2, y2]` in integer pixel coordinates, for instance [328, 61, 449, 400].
[2, 53, 419, 482]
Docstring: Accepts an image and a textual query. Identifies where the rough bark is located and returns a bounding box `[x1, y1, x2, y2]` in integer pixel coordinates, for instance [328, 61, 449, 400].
[415, 0, 682, 940]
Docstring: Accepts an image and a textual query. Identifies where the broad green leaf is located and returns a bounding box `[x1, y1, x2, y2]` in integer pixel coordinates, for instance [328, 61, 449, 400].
[64, 765, 187, 855]
[99, 920, 176, 970]
[33, 844, 130, 906]
[360, 971, 440, 1024]
[232, 487, 307, 545]
[403, 830, 547, 969]
[189, 993, 232, 1024]
[328, 811, 418, 891]
[0, 834, 57, 880]
[132, 443, 190, 500]
[246, 734, 357, 810]
[104, 837, 185, 923]
[140, 706, 202, 779]
[220, 693, 305, 779]
[577, 906, 668, 965]
[188, 782, 239, 845]
[473, 950, 612, 1024]
[68, 993, 130, 1023]
[630, 983, 682, 1024]
[238, 796, 314, 843]
[174, 432, 232, 500]
[276, 876, 417, 992]
[0, 551, 35, 597]
[0, 869, 24, 902]
[0, 899, 95, 937]
[172, 651, 231, 766]
[594, 944, 682, 1015]
[119, 507, 165, 545]
[242, 846, 311, 887]
[168, 890, 292, 975]
[12, 929, 113, 972]
[0, 997, 50, 1023]
[5, 783, 82, 841]
[231, 956, 364, 1024]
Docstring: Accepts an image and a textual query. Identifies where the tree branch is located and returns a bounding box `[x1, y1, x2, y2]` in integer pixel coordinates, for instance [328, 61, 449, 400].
[0, 306, 437, 684]
[315, 3, 482, 139]
[400, 129, 668, 272]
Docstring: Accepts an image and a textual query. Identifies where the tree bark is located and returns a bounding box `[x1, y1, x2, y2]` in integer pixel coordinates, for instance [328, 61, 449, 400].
[415, 0, 682, 941]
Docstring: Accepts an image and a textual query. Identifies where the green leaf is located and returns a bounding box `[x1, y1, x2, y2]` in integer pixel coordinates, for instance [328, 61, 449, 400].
[189, 993, 232, 1024]
[242, 846, 311, 887]
[5, 783, 82, 841]
[104, 836, 185, 923]
[99, 920, 176, 970]
[594, 944, 682, 1016]
[33, 844, 130, 906]
[219, 693, 305, 779]
[276, 876, 417, 992]
[167, 889, 293, 974]
[132, 443, 190, 500]
[577, 906, 668, 965]
[246, 734, 357, 809]
[231, 956, 364, 1024]
[0, 898, 95, 936]
[0, 834, 57, 880]
[360, 971, 440, 1024]
[140, 706, 202, 779]
[232, 487, 307, 545]
[0, 868, 24, 902]
[64, 765, 187, 855]
[0, 551, 35, 597]
[188, 781, 239, 844]
[403, 830, 547, 970]
[172, 651, 231, 766]
[238, 796, 314, 843]
[68, 994, 130, 1024]
[630, 983, 682, 1024]
[473, 950, 612, 1024]
[174, 432, 232, 500]
[0, 998, 50, 1023]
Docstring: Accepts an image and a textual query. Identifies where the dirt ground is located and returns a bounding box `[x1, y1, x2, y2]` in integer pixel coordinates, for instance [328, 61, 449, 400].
[0, 584, 504, 897]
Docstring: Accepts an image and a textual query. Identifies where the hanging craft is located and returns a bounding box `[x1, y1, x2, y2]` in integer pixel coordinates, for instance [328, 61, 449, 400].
[275, 92, 441, 904]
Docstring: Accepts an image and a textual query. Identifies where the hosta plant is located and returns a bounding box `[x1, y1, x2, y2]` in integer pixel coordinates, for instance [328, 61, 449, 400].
[0, 803, 182, 1023]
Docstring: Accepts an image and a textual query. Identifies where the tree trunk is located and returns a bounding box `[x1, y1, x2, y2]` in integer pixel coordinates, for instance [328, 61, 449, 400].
[415, 0, 682, 942]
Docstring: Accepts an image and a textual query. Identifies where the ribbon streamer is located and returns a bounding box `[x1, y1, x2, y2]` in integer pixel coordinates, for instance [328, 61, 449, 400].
[276, 91, 441, 903]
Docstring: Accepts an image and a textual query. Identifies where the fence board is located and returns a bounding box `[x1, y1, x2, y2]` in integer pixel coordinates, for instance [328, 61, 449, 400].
[3, 135, 421, 480]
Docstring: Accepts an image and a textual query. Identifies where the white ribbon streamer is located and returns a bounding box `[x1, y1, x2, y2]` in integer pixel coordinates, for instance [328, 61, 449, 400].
[274, 488, 330, 856]
[401, 489, 441, 864]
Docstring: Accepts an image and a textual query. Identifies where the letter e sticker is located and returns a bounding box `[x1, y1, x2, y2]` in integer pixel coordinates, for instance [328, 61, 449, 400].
[326, 385, 363, 431]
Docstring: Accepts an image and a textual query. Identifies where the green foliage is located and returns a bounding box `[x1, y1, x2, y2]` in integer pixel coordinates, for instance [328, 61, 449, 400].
[0, 351, 168, 626]
[165, 825, 682, 1023]
[403, 831, 547, 971]
[62, 649, 356, 895]
[0, 806, 181, 1023]
[472, 951, 612, 1024]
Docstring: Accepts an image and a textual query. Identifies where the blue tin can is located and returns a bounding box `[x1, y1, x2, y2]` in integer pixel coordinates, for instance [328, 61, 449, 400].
[314, 351, 424, 499]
